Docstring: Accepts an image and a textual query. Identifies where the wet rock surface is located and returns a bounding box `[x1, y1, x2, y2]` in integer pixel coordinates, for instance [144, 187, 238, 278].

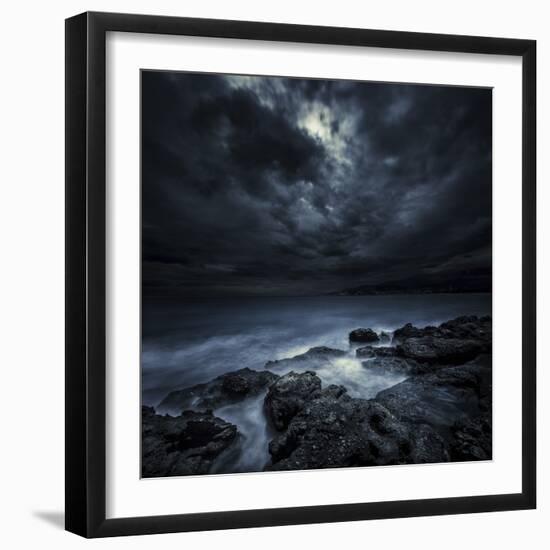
[142, 406, 238, 477]
[264, 371, 322, 430]
[438, 315, 492, 345]
[392, 315, 491, 348]
[361, 356, 419, 374]
[396, 336, 485, 365]
[356, 345, 400, 359]
[265, 346, 346, 371]
[265, 346, 346, 369]
[264, 316, 492, 470]
[158, 368, 279, 414]
[357, 316, 491, 365]
[375, 356, 491, 435]
[267, 389, 449, 470]
[392, 322, 438, 343]
[349, 328, 380, 343]
[450, 411, 492, 461]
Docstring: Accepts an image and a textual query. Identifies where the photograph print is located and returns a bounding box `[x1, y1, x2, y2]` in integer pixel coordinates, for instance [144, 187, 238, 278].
[141, 70, 492, 478]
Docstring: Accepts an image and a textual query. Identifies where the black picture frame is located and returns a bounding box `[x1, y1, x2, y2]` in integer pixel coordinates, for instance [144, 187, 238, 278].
[65, 11, 536, 538]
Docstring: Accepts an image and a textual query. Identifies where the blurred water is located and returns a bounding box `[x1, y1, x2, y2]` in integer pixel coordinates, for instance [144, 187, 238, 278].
[142, 294, 491, 405]
[210, 392, 276, 473]
[142, 293, 491, 473]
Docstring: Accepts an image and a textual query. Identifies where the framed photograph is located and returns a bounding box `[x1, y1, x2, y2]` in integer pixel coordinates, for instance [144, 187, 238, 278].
[65, 11, 536, 538]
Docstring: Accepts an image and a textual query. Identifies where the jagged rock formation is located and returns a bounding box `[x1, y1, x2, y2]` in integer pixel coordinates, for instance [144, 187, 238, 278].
[142, 406, 238, 477]
[349, 328, 380, 343]
[266, 382, 449, 470]
[158, 368, 279, 414]
[146, 315, 493, 476]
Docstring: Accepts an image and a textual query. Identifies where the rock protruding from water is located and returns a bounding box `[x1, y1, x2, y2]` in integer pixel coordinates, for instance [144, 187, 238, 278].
[361, 356, 418, 374]
[349, 328, 380, 343]
[264, 371, 322, 430]
[438, 315, 492, 343]
[158, 368, 279, 414]
[397, 337, 485, 365]
[265, 346, 346, 371]
[267, 390, 449, 471]
[142, 406, 238, 477]
[147, 314, 493, 476]
[375, 356, 492, 432]
[265, 317, 493, 471]
[392, 323, 438, 343]
[390, 315, 491, 365]
[357, 345, 420, 373]
[356, 345, 400, 359]
[392, 315, 491, 346]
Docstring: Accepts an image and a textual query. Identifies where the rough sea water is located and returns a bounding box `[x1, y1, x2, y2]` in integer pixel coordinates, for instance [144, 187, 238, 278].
[142, 293, 491, 473]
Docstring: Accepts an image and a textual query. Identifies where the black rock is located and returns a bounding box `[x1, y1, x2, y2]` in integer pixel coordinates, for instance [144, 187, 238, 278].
[450, 412, 492, 461]
[142, 406, 238, 477]
[158, 368, 279, 414]
[409, 423, 451, 463]
[438, 316, 492, 351]
[356, 346, 376, 359]
[321, 384, 349, 399]
[392, 322, 438, 344]
[267, 391, 449, 471]
[375, 358, 492, 431]
[356, 345, 400, 359]
[392, 315, 492, 350]
[264, 371, 322, 431]
[349, 328, 380, 343]
[265, 346, 346, 370]
[396, 336, 485, 365]
[264, 317, 493, 472]
[362, 356, 418, 374]
[379, 331, 392, 343]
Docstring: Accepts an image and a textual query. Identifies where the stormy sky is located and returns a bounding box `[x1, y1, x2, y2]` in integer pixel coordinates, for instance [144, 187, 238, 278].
[142, 71, 492, 297]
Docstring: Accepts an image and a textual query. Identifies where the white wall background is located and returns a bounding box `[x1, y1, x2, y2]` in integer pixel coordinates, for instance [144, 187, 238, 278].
[0, 1, 547, 547]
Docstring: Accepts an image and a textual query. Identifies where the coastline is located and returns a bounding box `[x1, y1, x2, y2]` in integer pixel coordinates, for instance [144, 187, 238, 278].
[142, 314, 492, 477]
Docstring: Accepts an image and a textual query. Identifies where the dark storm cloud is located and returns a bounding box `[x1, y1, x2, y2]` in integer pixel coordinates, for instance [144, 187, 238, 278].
[142, 71, 492, 296]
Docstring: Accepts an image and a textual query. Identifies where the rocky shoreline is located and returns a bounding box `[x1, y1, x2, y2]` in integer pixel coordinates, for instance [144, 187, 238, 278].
[143, 315, 492, 477]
